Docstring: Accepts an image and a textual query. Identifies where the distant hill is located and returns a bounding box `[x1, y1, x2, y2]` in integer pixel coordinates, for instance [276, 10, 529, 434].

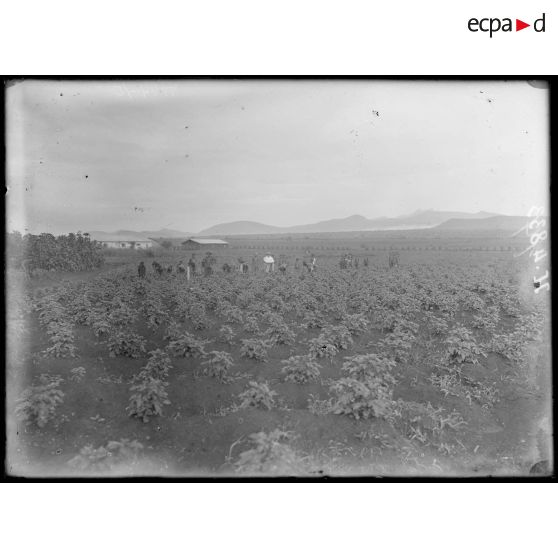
[287, 214, 372, 233]
[139, 228, 192, 238]
[198, 221, 284, 236]
[435, 215, 530, 231]
[89, 228, 192, 239]
[197, 210, 503, 236]
[385, 210, 498, 227]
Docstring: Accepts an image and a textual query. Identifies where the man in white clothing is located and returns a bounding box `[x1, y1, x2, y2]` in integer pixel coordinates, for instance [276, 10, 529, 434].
[263, 253, 275, 273]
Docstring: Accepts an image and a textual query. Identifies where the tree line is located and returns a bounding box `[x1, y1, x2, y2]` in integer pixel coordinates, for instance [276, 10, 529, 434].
[7, 232, 105, 273]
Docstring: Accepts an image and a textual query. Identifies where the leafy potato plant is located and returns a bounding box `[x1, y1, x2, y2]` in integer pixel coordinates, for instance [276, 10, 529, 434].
[128, 376, 171, 423]
[444, 326, 486, 365]
[16, 374, 65, 427]
[321, 324, 353, 350]
[499, 293, 522, 318]
[301, 311, 327, 329]
[219, 325, 235, 344]
[377, 328, 416, 363]
[45, 321, 77, 358]
[423, 312, 449, 336]
[471, 307, 500, 331]
[68, 293, 94, 325]
[330, 354, 398, 420]
[92, 317, 111, 337]
[222, 305, 244, 325]
[340, 313, 369, 336]
[138, 349, 173, 380]
[341, 353, 396, 385]
[281, 355, 321, 384]
[187, 302, 211, 330]
[107, 329, 147, 358]
[142, 295, 168, 330]
[329, 378, 394, 420]
[200, 351, 234, 382]
[127, 350, 173, 422]
[163, 320, 184, 343]
[107, 302, 137, 327]
[264, 322, 297, 346]
[238, 381, 277, 410]
[488, 333, 524, 363]
[70, 366, 86, 382]
[35, 296, 67, 327]
[240, 338, 271, 361]
[167, 333, 207, 358]
[307, 336, 339, 360]
[242, 315, 261, 334]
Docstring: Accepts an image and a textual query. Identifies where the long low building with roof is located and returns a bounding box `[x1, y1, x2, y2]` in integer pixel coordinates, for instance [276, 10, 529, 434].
[88, 232, 156, 249]
[181, 238, 229, 249]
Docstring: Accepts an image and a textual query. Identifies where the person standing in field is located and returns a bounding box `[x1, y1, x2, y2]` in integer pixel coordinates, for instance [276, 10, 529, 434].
[294, 257, 301, 270]
[138, 261, 146, 278]
[187, 256, 196, 275]
[252, 253, 258, 273]
[177, 261, 186, 274]
[263, 253, 275, 273]
[303, 252, 315, 273]
[202, 252, 216, 277]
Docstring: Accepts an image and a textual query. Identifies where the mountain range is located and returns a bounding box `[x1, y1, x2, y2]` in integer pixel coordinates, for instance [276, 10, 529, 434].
[88, 210, 531, 239]
[197, 210, 504, 236]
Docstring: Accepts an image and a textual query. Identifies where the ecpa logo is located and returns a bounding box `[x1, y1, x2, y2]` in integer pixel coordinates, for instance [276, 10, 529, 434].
[468, 13, 546, 37]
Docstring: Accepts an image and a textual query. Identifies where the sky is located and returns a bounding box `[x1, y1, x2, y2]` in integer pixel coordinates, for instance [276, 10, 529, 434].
[6, 79, 550, 235]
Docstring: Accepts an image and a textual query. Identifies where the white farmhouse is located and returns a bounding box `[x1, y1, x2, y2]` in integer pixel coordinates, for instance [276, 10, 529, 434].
[88, 232, 156, 250]
[181, 238, 229, 249]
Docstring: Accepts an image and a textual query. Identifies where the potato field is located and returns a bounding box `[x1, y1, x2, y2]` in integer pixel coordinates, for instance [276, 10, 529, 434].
[6, 248, 551, 477]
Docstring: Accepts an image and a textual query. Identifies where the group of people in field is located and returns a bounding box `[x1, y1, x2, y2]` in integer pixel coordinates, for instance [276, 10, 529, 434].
[137, 250, 401, 279]
[260, 251, 316, 274]
[136, 251, 320, 279]
[137, 256, 197, 279]
[339, 253, 369, 269]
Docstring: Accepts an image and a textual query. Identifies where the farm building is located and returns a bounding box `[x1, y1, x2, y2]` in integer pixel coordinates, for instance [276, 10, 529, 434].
[88, 232, 156, 250]
[181, 238, 229, 249]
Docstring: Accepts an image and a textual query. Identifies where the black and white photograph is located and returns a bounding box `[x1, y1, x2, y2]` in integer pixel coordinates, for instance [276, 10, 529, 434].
[4, 78, 552, 477]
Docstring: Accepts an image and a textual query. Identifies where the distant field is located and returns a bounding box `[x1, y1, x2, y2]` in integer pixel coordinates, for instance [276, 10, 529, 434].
[94, 229, 532, 267]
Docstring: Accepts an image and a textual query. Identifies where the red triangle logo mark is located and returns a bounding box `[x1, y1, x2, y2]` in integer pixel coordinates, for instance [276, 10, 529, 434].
[516, 19, 530, 31]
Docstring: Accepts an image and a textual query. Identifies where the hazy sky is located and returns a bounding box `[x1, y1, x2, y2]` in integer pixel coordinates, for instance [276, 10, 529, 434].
[6, 79, 549, 234]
